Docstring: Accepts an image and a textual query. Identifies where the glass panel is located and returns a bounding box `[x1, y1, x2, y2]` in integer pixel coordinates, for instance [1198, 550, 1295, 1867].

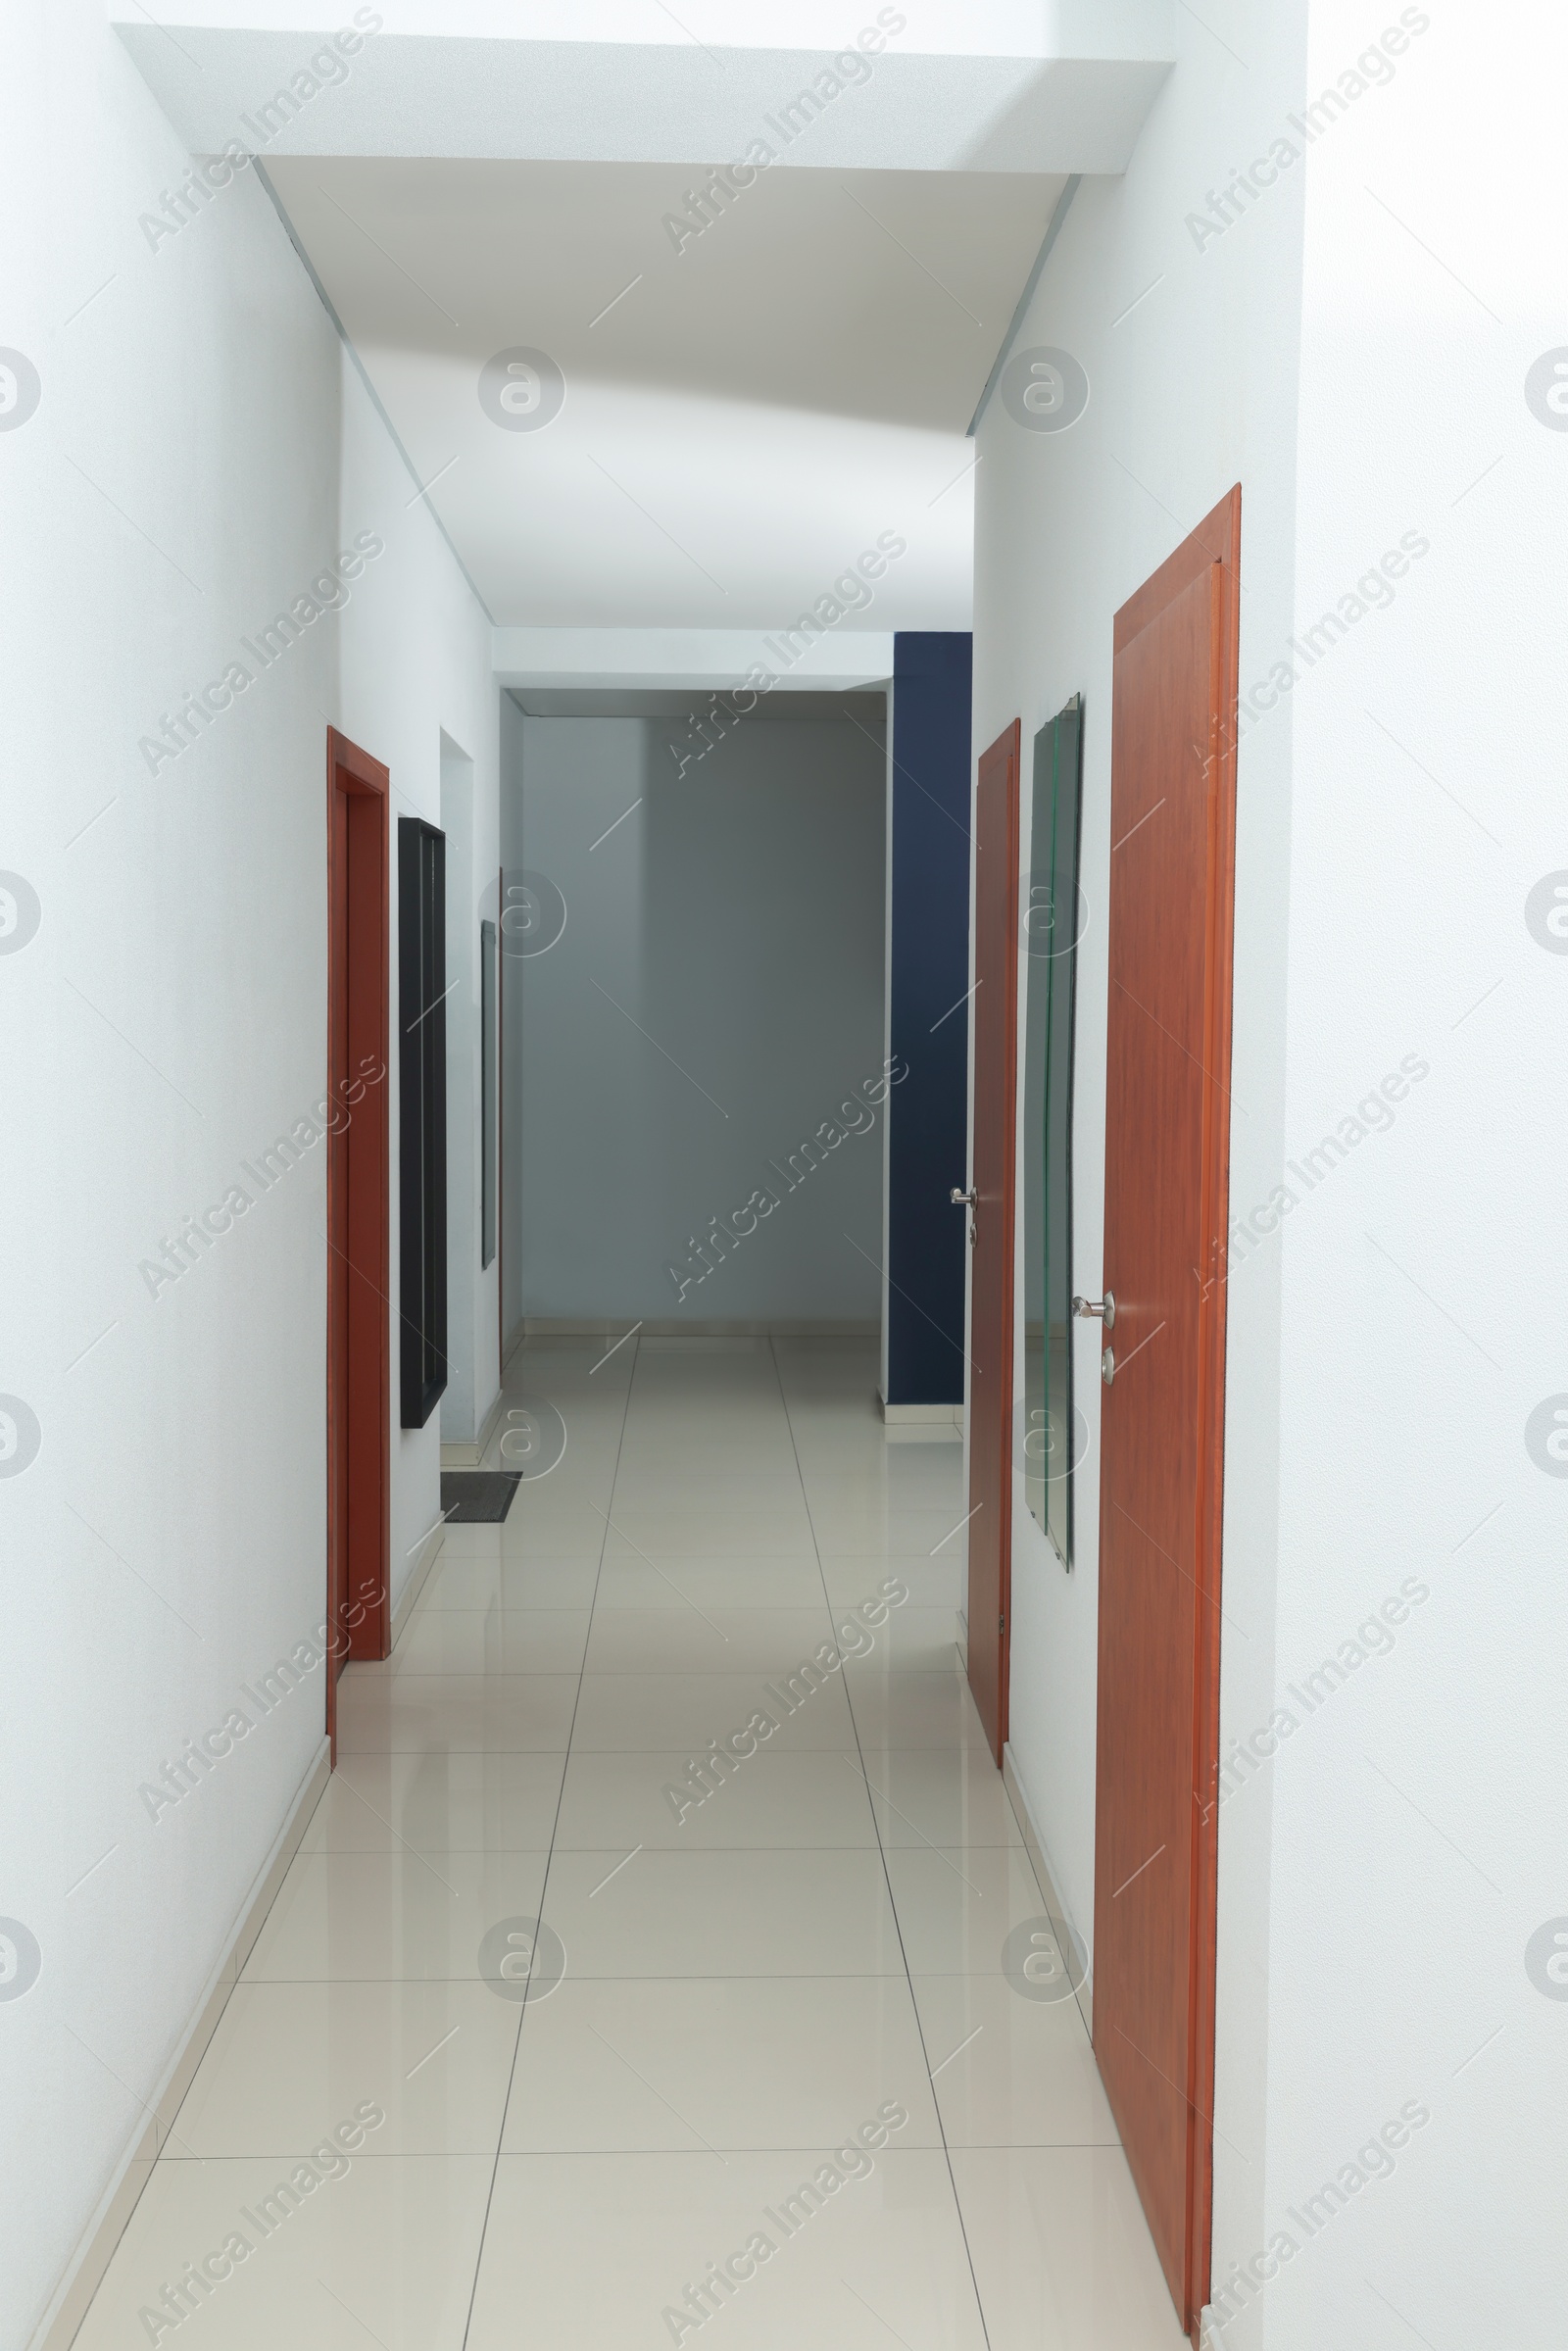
[1022, 733, 1053, 1537]
[1043, 698, 1083, 1565]
[480, 917, 498, 1269]
[1021, 697, 1084, 1567]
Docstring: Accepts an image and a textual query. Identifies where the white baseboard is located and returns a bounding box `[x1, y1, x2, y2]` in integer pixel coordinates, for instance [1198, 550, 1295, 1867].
[391, 1521, 445, 1642]
[880, 1399, 962, 1425]
[1002, 1742, 1094, 2039]
[32, 1738, 332, 2351]
[439, 1384, 508, 1470]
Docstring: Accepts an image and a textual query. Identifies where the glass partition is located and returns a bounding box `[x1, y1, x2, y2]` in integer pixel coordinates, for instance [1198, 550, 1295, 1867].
[1021, 695, 1085, 1567]
[480, 917, 498, 1269]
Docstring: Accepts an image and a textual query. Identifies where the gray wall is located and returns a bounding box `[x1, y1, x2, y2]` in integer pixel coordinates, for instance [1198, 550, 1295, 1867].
[505, 705, 887, 1326]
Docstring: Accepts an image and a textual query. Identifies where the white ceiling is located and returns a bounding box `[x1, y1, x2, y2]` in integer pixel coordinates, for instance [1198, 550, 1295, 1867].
[269, 157, 1067, 630]
[116, 4, 1174, 171]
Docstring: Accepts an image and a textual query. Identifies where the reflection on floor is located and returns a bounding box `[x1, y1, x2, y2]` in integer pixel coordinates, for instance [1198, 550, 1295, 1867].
[76, 1337, 1185, 2349]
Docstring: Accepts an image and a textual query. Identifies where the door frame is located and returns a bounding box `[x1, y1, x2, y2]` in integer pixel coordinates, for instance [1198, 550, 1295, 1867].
[326, 726, 391, 1744]
[1182, 485, 1240, 2329]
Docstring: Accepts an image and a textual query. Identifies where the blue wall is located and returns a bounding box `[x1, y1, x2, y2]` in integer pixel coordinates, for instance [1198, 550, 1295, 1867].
[885, 632, 972, 1404]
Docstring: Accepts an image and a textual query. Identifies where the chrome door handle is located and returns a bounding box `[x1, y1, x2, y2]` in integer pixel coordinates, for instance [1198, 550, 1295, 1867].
[951, 1188, 977, 1206]
[1073, 1292, 1115, 1331]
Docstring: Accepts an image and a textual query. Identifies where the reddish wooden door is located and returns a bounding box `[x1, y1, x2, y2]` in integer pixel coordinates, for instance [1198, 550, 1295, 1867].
[964, 721, 1020, 1761]
[326, 728, 391, 1748]
[1092, 490, 1240, 2334]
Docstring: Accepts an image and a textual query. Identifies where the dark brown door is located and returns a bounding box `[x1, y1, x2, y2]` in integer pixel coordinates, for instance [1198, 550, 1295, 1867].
[964, 720, 1020, 1761]
[1092, 489, 1240, 2334]
[326, 728, 391, 1747]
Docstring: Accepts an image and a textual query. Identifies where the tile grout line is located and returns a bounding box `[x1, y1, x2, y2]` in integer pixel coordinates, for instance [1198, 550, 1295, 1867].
[765, 1338, 996, 2351]
[455, 1336, 640, 2351]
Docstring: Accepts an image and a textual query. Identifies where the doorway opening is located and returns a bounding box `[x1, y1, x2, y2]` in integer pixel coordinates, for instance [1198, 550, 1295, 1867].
[499, 691, 891, 1358]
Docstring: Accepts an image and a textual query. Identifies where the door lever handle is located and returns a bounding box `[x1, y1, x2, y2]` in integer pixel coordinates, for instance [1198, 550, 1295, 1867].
[1073, 1292, 1115, 1331]
[950, 1188, 977, 1206]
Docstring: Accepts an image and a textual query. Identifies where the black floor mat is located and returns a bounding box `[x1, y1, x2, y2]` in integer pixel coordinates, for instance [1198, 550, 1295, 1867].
[440, 1471, 521, 1524]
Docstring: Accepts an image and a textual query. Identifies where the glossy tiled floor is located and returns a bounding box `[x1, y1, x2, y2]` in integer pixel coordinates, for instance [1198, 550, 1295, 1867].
[76, 1338, 1184, 2349]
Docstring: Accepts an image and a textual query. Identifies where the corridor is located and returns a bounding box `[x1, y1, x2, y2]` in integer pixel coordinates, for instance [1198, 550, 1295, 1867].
[74, 1339, 1180, 2350]
[8, 8, 1552, 2344]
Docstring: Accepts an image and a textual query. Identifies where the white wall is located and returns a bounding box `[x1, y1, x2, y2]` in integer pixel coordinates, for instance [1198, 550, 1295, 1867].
[1251, 4, 1566, 2346]
[972, 11, 1307, 2284]
[508, 709, 887, 1327]
[976, 3, 1567, 2345]
[0, 9, 495, 2342]
[332, 400, 501, 1534]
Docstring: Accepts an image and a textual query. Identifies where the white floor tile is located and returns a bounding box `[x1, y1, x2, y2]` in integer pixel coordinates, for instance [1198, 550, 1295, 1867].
[466, 2151, 991, 2351]
[298, 1752, 565, 1853]
[608, 1469, 810, 1508]
[810, 1508, 978, 1554]
[241, 1849, 550, 1982]
[171, 1981, 520, 2156]
[386, 1606, 591, 1674]
[821, 1553, 966, 1608]
[602, 1511, 817, 1557]
[858, 1747, 1024, 1850]
[842, 1604, 963, 1670]
[801, 1464, 968, 1512]
[950, 2147, 1190, 2349]
[582, 1605, 836, 1673]
[569, 1670, 857, 1751]
[880, 1845, 1055, 1976]
[502, 1976, 941, 2152]
[538, 1848, 906, 1977]
[335, 1673, 579, 1753]
[73, 2154, 495, 2351]
[414, 1551, 602, 1609]
[491, 1508, 615, 1552]
[909, 1975, 1119, 2146]
[472, 1521, 611, 1562]
[846, 1670, 994, 1752]
[553, 1748, 878, 1851]
[592, 1554, 828, 1609]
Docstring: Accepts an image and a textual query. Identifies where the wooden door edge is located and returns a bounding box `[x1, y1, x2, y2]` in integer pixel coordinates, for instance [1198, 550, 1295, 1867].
[325, 759, 344, 1758]
[1184, 482, 1242, 2338]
